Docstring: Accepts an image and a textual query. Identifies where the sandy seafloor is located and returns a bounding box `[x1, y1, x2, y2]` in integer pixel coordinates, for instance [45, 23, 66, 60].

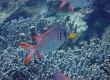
[0, 0, 110, 80]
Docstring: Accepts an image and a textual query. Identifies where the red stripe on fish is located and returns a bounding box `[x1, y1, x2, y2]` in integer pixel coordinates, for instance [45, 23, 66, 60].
[25, 49, 36, 64]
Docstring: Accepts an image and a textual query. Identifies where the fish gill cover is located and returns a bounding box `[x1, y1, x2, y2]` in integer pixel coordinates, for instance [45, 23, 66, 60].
[0, 0, 110, 80]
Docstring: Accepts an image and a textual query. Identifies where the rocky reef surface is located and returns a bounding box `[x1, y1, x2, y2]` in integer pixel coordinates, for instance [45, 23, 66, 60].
[0, 0, 110, 80]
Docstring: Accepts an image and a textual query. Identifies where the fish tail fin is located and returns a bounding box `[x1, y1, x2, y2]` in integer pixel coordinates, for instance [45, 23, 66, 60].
[20, 43, 36, 64]
[25, 49, 36, 64]
[20, 43, 34, 49]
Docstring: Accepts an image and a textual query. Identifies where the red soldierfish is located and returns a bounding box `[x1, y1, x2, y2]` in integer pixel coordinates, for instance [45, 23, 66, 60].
[52, 72, 70, 80]
[58, 0, 96, 11]
[20, 27, 66, 64]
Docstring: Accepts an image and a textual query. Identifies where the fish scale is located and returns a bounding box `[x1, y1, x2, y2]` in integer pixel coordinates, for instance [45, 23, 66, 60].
[37, 28, 61, 48]
[37, 28, 63, 53]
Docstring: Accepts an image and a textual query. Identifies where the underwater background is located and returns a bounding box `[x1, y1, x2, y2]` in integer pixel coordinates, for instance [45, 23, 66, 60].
[0, 0, 110, 80]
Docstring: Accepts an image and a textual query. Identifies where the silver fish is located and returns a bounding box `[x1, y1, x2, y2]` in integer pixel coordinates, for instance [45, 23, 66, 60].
[20, 27, 66, 64]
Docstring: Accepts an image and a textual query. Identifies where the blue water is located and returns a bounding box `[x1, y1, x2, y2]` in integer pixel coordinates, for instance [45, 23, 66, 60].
[0, 0, 110, 80]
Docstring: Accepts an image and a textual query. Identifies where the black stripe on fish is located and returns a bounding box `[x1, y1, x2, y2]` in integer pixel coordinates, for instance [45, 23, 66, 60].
[60, 31, 62, 41]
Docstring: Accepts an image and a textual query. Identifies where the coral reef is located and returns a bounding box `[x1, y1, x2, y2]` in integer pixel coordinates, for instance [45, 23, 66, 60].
[0, 0, 110, 80]
[0, 0, 45, 25]
[0, 35, 110, 80]
[66, 12, 88, 34]
[0, 16, 84, 50]
[101, 59, 110, 78]
[0, 17, 110, 80]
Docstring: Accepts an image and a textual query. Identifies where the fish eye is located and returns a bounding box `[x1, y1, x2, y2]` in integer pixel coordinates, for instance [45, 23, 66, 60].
[64, 31, 66, 36]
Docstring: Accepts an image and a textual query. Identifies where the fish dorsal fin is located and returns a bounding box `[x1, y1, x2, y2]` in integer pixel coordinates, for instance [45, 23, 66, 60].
[32, 28, 53, 43]
[32, 35, 42, 44]
[33, 35, 40, 40]
[43, 27, 53, 35]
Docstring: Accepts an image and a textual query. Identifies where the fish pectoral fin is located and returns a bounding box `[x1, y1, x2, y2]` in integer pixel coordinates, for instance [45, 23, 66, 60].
[37, 53, 46, 59]
[20, 43, 34, 50]
[33, 35, 42, 40]
[25, 49, 36, 64]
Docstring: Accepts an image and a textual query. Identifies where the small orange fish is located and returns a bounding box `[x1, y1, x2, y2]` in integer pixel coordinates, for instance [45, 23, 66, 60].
[69, 32, 77, 39]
